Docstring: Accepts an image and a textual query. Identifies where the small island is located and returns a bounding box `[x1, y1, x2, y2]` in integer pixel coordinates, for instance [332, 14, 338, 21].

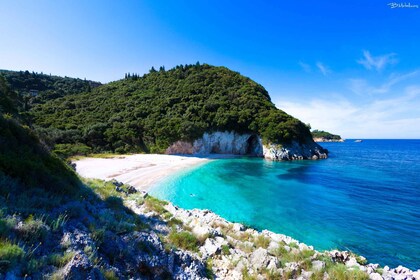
[312, 129, 344, 142]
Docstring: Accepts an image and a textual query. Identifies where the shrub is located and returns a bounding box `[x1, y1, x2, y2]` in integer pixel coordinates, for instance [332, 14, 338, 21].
[0, 240, 24, 271]
[16, 214, 49, 242]
[327, 263, 369, 280]
[144, 196, 168, 215]
[168, 231, 200, 252]
[48, 251, 75, 267]
[254, 235, 270, 249]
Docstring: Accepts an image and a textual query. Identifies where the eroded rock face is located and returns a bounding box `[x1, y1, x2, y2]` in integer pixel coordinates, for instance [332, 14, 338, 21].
[166, 131, 263, 156]
[166, 131, 328, 160]
[263, 141, 328, 161]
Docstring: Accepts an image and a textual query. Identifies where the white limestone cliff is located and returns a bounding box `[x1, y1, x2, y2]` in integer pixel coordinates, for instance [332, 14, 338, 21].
[166, 131, 328, 160]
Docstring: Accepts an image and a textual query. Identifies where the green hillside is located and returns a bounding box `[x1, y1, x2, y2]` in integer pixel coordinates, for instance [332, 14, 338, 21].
[30, 63, 313, 155]
[312, 130, 342, 141]
[0, 69, 100, 111]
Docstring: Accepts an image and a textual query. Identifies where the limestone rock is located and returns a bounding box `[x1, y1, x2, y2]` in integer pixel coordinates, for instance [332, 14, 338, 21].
[312, 260, 326, 271]
[369, 273, 383, 280]
[61, 253, 104, 280]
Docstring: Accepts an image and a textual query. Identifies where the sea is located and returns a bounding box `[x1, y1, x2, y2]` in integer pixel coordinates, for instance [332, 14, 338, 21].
[150, 140, 420, 270]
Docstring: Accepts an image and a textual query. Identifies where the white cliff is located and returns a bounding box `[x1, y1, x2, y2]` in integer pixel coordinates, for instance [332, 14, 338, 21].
[166, 131, 328, 160]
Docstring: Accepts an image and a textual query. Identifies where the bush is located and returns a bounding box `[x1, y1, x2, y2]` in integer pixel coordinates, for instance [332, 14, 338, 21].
[0, 240, 25, 271]
[168, 231, 200, 252]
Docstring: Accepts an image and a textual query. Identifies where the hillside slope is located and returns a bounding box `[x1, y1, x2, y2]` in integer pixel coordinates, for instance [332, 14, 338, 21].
[0, 69, 101, 111]
[31, 63, 327, 159]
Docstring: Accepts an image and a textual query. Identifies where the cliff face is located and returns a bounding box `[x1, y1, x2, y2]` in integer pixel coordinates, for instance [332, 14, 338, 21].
[166, 131, 328, 160]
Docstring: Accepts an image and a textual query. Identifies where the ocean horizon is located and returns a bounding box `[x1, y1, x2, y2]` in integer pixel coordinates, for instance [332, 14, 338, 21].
[151, 139, 420, 270]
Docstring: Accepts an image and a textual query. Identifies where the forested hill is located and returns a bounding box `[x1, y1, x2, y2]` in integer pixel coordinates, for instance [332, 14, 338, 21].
[0, 70, 101, 111]
[30, 63, 313, 156]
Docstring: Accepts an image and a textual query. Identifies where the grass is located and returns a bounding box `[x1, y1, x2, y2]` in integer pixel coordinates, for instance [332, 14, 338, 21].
[144, 196, 168, 215]
[254, 235, 270, 249]
[242, 266, 257, 280]
[102, 269, 119, 280]
[48, 251, 75, 267]
[17, 214, 48, 242]
[327, 264, 369, 280]
[0, 240, 25, 271]
[221, 244, 230, 255]
[50, 213, 68, 231]
[167, 231, 200, 252]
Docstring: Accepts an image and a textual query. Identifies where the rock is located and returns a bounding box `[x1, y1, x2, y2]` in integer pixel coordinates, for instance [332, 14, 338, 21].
[140, 190, 148, 198]
[232, 223, 245, 232]
[346, 257, 360, 268]
[61, 253, 104, 280]
[299, 243, 311, 252]
[110, 179, 123, 187]
[126, 185, 137, 194]
[369, 273, 383, 280]
[263, 140, 328, 161]
[312, 260, 325, 271]
[412, 270, 420, 280]
[285, 262, 300, 273]
[250, 248, 270, 270]
[200, 238, 221, 258]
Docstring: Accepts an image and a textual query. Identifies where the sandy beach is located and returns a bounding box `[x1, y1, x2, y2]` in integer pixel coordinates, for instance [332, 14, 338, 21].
[74, 154, 212, 191]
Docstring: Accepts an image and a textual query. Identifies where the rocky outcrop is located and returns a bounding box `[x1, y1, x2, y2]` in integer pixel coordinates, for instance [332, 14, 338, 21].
[166, 131, 328, 160]
[313, 137, 345, 142]
[166, 131, 263, 156]
[263, 141, 328, 160]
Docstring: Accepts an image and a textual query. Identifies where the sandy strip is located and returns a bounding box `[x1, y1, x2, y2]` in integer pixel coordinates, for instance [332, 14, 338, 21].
[74, 154, 212, 191]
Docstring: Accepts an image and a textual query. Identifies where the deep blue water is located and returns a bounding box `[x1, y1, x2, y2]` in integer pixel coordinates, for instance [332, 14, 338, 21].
[150, 140, 420, 269]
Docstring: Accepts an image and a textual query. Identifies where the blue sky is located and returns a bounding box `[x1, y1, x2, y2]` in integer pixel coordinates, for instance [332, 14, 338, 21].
[1, 0, 419, 138]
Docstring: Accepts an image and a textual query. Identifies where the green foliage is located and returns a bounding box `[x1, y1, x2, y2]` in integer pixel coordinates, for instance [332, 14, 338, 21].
[0, 115, 79, 193]
[0, 70, 100, 111]
[168, 231, 200, 252]
[48, 251, 75, 267]
[254, 235, 270, 249]
[144, 196, 168, 215]
[0, 240, 25, 271]
[30, 64, 313, 155]
[312, 129, 342, 140]
[327, 263, 369, 280]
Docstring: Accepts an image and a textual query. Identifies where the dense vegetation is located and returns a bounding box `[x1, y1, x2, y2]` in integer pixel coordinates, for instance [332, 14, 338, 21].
[31, 63, 313, 155]
[0, 69, 100, 112]
[311, 129, 342, 140]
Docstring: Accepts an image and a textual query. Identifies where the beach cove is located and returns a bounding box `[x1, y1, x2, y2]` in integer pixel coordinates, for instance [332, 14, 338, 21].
[74, 140, 416, 278]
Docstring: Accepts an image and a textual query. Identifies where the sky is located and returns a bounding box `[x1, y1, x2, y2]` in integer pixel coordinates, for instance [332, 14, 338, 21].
[1, 0, 419, 138]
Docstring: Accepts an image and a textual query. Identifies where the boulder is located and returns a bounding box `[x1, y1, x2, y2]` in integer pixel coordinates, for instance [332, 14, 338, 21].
[369, 273, 383, 280]
[61, 253, 104, 280]
[312, 260, 325, 271]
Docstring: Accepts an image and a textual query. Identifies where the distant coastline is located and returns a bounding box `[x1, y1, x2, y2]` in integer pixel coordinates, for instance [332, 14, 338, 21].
[313, 137, 345, 143]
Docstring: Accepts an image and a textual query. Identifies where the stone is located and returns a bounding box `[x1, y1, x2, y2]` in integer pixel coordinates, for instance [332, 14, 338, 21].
[232, 223, 245, 232]
[126, 185, 137, 194]
[346, 257, 360, 268]
[200, 238, 221, 258]
[369, 273, 383, 280]
[412, 270, 420, 280]
[61, 253, 104, 280]
[250, 248, 270, 270]
[312, 260, 325, 271]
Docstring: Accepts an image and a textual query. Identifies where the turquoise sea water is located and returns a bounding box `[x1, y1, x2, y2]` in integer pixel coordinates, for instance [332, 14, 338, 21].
[150, 140, 420, 269]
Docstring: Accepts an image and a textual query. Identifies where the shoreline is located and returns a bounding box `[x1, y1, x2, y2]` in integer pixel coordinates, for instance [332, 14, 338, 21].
[74, 154, 420, 276]
[74, 153, 240, 191]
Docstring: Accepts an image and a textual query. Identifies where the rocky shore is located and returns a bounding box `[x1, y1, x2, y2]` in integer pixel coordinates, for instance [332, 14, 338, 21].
[56, 178, 420, 279]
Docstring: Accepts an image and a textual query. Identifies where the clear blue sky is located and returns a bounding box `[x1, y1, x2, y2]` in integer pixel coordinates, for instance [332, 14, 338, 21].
[1, 0, 419, 138]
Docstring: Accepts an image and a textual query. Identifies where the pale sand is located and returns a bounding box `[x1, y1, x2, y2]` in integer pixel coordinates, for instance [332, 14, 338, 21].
[74, 154, 211, 191]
